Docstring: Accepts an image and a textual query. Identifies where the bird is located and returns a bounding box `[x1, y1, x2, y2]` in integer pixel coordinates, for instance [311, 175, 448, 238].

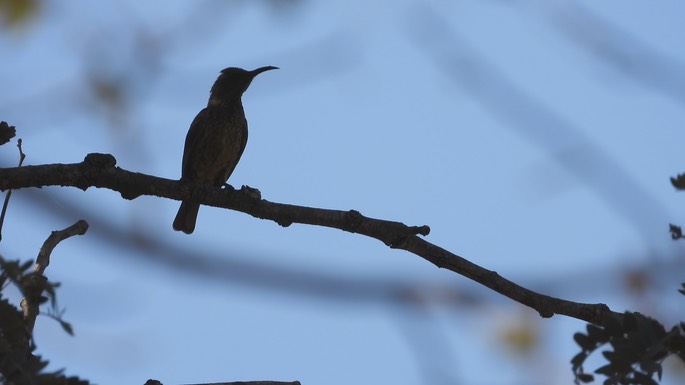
[173, 66, 278, 234]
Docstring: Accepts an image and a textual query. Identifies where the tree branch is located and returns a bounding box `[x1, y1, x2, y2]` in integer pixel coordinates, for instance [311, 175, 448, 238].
[145, 380, 300, 385]
[0, 153, 620, 326]
[21, 220, 89, 332]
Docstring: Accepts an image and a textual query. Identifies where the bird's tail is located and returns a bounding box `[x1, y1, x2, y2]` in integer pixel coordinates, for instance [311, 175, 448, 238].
[173, 201, 200, 234]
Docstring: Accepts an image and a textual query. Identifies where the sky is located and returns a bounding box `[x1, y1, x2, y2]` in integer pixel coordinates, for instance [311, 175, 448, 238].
[1, 0, 685, 384]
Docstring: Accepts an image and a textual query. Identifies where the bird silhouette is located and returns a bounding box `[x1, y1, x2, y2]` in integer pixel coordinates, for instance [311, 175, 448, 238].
[173, 66, 278, 234]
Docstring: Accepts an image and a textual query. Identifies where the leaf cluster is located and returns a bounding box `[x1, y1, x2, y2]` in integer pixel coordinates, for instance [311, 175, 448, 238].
[0, 257, 86, 385]
[572, 312, 685, 385]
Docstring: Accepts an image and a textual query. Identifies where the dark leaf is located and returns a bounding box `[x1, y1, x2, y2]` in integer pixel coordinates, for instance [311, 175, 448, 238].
[639, 359, 661, 375]
[670, 174, 685, 190]
[19, 260, 33, 272]
[614, 344, 640, 366]
[633, 372, 658, 385]
[0, 121, 16, 145]
[605, 314, 624, 338]
[27, 354, 50, 372]
[639, 315, 666, 339]
[62, 375, 91, 385]
[602, 350, 616, 361]
[575, 332, 595, 351]
[59, 319, 74, 336]
[578, 373, 594, 383]
[588, 324, 608, 342]
[603, 349, 631, 372]
[624, 312, 638, 331]
[571, 351, 588, 368]
[667, 329, 685, 353]
[595, 363, 616, 376]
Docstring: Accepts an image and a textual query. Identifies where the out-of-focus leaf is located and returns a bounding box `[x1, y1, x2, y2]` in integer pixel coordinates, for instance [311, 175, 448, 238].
[59, 319, 74, 336]
[604, 313, 624, 338]
[638, 359, 660, 376]
[670, 174, 685, 190]
[571, 351, 587, 368]
[587, 323, 608, 342]
[575, 332, 594, 351]
[633, 371, 659, 385]
[0, 0, 39, 28]
[594, 363, 614, 376]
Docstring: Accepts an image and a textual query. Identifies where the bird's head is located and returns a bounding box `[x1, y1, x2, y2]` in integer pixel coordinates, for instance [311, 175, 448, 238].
[209, 66, 278, 104]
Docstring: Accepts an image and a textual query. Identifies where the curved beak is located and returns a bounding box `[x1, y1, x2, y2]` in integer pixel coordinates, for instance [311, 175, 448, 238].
[251, 66, 279, 76]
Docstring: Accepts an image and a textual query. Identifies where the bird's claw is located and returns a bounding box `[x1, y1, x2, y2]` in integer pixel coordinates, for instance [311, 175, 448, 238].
[240, 185, 262, 200]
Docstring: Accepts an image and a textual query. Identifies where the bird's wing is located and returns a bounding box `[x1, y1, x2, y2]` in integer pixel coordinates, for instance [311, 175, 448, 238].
[237, 117, 248, 161]
[180, 107, 210, 180]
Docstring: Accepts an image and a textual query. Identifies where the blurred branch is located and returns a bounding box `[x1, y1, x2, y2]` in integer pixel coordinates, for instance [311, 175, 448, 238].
[406, 5, 670, 248]
[550, 2, 685, 105]
[0, 152, 623, 326]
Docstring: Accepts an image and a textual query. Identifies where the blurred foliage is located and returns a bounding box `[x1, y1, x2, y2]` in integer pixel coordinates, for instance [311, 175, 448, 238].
[668, 224, 683, 240]
[0, 256, 86, 385]
[502, 325, 538, 354]
[572, 312, 685, 385]
[499, 313, 540, 356]
[0, 0, 39, 28]
[572, 175, 685, 384]
[670, 172, 685, 239]
[670, 174, 685, 191]
[0, 1, 683, 383]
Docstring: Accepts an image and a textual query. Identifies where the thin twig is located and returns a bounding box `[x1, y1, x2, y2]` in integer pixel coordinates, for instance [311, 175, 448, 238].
[21, 220, 89, 332]
[0, 138, 25, 242]
[34, 219, 89, 274]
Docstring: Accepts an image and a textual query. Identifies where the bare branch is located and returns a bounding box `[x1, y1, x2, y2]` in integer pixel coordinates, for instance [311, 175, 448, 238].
[145, 380, 300, 385]
[0, 153, 621, 326]
[0, 137, 26, 242]
[34, 219, 89, 274]
[182, 382, 300, 385]
[21, 220, 89, 332]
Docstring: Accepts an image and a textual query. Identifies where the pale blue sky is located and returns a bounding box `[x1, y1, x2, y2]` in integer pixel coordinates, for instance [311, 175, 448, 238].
[1, 1, 685, 384]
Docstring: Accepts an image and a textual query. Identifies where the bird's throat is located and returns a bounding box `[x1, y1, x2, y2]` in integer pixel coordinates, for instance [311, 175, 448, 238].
[208, 95, 240, 107]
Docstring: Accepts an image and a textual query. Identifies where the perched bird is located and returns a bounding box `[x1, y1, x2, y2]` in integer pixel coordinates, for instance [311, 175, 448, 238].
[173, 66, 278, 234]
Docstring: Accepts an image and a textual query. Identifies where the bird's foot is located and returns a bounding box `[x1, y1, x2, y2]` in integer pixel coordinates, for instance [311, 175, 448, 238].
[240, 185, 262, 200]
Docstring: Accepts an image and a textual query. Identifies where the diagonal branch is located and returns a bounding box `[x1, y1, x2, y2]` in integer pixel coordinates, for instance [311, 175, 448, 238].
[0, 153, 620, 326]
[21, 220, 89, 332]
